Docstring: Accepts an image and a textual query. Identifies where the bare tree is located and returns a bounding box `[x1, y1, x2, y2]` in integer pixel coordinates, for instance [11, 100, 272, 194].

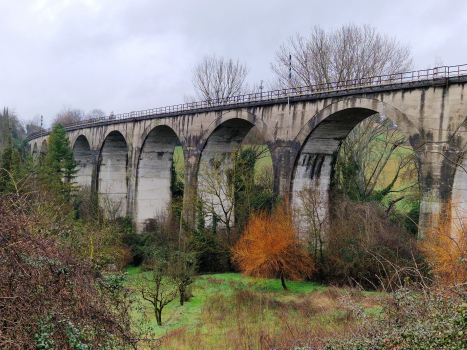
[137, 257, 178, 326]
[26, 115, 45, 136]
[52, 106, 85, 127]
[85, 108, 106, 120]
[197, 146, 274, 245]
[295, 183, 328, 263]
[186, 55, 250, 104]
[334, 114, 419, 203]
[272, 24, 418, 214]
[271, 23, 413, 89]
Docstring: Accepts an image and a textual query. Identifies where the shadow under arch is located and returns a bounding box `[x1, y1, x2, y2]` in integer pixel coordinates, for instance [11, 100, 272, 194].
[135, 125, 184, 227]
[72, 135, 93, 188]
[95, 126, 131, 154]
[97, 130, 129, 218]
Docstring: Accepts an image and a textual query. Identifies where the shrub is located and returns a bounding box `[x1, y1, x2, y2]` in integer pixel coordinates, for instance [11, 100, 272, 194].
[420, 214, 467, 286]
[232, 205, 315, 290]
[0, 195, 136, 349]
[325, 285, 467, 349]
[318, 196, 424, 290]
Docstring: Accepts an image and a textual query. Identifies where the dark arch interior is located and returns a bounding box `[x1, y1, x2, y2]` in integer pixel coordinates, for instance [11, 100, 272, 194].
[136, 125, 183, 227]
[73, 135, 92, 188]
[98, 131, 128, 218]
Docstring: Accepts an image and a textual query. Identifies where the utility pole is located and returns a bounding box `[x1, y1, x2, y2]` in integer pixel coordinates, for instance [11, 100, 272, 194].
[288, 54, 292, 107]
[40, 115, 43, 139]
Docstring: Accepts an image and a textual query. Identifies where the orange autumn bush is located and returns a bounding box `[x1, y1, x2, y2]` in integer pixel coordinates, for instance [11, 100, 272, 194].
[232, 206, 315, 290]
[420, 216, 467, 286]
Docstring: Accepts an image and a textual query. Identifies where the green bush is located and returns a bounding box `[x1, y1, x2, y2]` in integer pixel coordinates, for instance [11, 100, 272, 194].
[325, 285, 467, 349]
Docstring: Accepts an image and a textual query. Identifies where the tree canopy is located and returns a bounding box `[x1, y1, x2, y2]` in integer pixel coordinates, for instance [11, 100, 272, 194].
[271, 23, 413, 89]
[40, 123, 77, 196]
[232, 206, 315, 290]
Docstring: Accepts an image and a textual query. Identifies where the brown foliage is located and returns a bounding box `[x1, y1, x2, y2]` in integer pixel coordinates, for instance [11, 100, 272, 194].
[232, 206, 315, 290]
[420, 215, 467, 286]
[319, 196, 422, 290]
[0, 195, 136, 349]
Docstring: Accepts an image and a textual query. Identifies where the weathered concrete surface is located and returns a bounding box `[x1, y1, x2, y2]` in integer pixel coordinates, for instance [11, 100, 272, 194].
[29, 78, 467, 235]
[136, 125, 179, 226]
[73, 135, 93, 188]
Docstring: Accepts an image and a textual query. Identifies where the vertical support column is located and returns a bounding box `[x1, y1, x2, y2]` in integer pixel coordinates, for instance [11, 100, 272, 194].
[90, 149, 100, 193]
[271, 145, 295, 199]
[417, 142, 456, 238]
[182, 146, 201, 229]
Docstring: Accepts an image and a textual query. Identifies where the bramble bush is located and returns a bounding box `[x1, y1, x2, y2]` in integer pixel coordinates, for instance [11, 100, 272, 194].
[0, 194, 136, 349]
[325, 285, 467, 349]
[316, 196, 424, 290]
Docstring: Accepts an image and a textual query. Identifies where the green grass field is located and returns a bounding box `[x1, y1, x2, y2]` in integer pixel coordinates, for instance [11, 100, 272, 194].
[126, 270, 382, 349]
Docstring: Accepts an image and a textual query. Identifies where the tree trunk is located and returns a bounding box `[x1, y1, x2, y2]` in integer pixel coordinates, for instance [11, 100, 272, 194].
[179, 289, 185, 306]
[280, 275, 288, 291]
[155, 308, 162, 326]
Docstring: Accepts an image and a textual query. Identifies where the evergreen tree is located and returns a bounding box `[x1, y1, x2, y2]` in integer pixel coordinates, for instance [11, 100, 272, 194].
[0, 137, 15, 192]
[40, 124, 77, 197]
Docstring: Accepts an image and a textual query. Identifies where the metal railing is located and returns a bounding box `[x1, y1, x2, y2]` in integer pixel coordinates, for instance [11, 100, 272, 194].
[27, 64, 467, 141]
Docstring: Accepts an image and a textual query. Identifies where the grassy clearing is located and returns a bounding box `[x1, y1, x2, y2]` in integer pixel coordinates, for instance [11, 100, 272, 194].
[126, 270, 383, 350]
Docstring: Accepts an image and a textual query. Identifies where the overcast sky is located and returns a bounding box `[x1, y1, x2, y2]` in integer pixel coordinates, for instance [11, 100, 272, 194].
[2, 0, 466, 127]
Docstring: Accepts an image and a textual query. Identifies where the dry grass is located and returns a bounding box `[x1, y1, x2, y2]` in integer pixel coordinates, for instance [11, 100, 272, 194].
[131, 273, 383, 350]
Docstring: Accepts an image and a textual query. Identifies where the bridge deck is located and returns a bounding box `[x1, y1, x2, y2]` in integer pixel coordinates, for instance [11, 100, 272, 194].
[27, 64, 467, 141]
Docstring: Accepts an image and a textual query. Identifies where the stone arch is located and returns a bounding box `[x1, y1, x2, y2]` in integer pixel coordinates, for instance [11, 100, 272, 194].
[136, 121, 185, 154]
[40, 139, 48, 157]
[97, 130, 129, 218]
[290, 97, 423, 225]
[197, 110, 276, 154]
[73, 135, 93, 188]
[69, 129, 95, 151]
[135, 125, 182, 226]
[96, 126, 131, 155]
[195, 110, 276, 187]
[292, 98, 422, 161]
[197, 113, 275, 230]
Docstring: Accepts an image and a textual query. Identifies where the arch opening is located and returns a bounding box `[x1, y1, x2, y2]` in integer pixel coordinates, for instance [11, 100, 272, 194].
[73, 135, 92, 188]
[32, 143, 39, 160]
[98, 131, 128, 218]
[198, 118, 275, 242]
[135, 125, 184, 227]
[40, 140, 48, 159]
[292, 107, 421, 238]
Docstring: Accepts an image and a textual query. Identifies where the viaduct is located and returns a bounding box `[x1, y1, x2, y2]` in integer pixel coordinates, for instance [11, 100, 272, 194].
[28, 65, 467, 236]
